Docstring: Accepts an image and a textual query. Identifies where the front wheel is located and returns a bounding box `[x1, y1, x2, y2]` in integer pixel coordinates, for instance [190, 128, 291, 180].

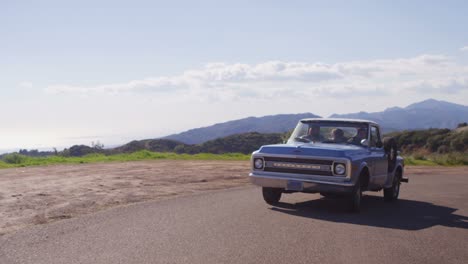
[349, 181, 362, 213]
[384, 173, 401, 202]
[262, 187, 282, 205]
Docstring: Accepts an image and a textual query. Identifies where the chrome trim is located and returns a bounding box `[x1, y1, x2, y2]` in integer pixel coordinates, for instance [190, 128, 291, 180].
[331, 161, 351, 177]
[266, 161, 330, 171]
[249, 173, 355, 187]
[252, 153, 351, 179]
[252, 157, 265, 171]
[253, 157, 265, 170]
[332, 162, 345, 176]
[250, 169, 351, 183]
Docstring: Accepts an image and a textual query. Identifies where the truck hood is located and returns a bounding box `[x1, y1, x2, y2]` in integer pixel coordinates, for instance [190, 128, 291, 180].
[257, 143, 368, 159]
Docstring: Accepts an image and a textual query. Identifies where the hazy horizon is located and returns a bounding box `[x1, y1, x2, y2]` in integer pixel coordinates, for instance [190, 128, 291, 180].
[2, 1, 468, 151]
[1, 97, 466, 154]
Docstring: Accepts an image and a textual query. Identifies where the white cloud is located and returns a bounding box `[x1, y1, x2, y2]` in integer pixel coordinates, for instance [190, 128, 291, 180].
[46, 77, 186, 94]
[9, 54, 468, 149]
[460, 46, 468, 52]
[45, 54, 468, 101]
[406, 78, 468, 94]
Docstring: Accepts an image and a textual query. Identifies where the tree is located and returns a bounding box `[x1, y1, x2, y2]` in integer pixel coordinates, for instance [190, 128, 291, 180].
[91, 141, 104, 150]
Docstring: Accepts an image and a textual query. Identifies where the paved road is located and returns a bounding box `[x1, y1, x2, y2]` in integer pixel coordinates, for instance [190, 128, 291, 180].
[1, 171, 468, 264]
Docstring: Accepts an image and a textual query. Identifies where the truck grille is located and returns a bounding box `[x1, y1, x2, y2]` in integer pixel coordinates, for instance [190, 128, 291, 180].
[262, 157, 333, 176]
[264, 156, 333, 165]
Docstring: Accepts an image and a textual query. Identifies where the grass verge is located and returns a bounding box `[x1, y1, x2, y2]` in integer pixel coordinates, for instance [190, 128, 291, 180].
[1, 150, 466, 169]
[403, 152, 467, 166]
[0, 150, 250, 169]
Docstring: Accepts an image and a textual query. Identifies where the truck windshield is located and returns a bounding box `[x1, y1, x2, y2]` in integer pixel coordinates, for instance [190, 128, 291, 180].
[288, 121, 369, 145]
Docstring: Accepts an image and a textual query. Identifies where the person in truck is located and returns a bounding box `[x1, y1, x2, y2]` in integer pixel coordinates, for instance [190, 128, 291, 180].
[304, 125, 324, 141]
[348, 127, 368, 145]
[330, 128, 347, 143]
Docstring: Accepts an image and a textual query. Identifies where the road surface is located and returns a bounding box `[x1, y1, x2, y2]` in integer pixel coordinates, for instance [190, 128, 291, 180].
[1, 169, 467, 264]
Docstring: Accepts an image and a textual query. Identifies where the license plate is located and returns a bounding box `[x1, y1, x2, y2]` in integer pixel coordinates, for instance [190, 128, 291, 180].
[287, 180, 303, 191]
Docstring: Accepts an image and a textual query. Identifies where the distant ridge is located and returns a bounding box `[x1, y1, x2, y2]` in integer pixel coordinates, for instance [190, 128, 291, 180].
[330, 99, 468, 132]
[164, 113, 321, 144]
[164, 99, 467, 144]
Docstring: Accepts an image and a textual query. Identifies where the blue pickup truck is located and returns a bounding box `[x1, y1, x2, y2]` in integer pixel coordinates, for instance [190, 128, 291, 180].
[249, 118, 408, 212]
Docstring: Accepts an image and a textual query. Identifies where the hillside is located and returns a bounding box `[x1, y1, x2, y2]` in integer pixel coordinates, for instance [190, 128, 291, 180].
[110, 139, 186, 154]
[2, 126, 466, 166]
[118, 125, 467, 163]
[386, 124, 468, 153]
[330, 99, 468, 132]
[164, 113, 320, 144]
[164, 99, 467, 144]
[53, 132, 284, 157]
[173, 132, 283, 154]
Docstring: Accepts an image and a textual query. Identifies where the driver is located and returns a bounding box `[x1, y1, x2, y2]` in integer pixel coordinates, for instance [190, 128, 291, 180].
[349, 127, 368, 145]
[304, 125, 324, 141]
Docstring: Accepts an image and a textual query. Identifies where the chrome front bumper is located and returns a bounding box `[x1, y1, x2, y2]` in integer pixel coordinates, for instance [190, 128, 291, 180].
[249, 172, 355, 194]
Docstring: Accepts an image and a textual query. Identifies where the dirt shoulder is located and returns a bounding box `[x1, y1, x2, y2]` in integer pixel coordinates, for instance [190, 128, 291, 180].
[0, 160, 250, 235]
[0, 161, 465, 235]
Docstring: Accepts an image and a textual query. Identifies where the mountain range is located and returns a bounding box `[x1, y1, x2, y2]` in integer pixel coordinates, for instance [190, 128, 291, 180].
[164, 113, 319, 144]
[164, 99, 468, 144]
[330, 99, 468, 132]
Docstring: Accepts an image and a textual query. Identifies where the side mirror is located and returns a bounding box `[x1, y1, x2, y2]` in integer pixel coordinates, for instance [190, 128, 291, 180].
[376, 141, 383, 148]
[360, 139, 369, 147]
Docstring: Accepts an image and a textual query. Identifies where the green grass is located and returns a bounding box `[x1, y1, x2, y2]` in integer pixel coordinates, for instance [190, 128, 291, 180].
[403, 152, 467, 166]
[2, 150, 465, 169]
[403, 157, 439, 166]
[0, 150, 250, 169]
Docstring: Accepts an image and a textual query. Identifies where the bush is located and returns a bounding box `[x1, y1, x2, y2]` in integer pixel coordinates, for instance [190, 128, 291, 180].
[430, 153, 468, 166]
[173, 145, 186, 154]
[68, 145, 100, 157]
[388, 128, 467, 154]
[437, 145, 449, 154]
[2, 153, 28, 164]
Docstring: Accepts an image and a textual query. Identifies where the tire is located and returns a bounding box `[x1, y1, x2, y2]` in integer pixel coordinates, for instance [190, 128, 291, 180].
[349, 179, 362, 213]
[320, 193, 341, 199]
[262, 187, 282, 205]
[384, 171, 401, 202]
[383, 137, 398, 172]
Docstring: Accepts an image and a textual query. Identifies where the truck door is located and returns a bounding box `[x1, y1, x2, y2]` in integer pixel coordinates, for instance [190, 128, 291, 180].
[369, 125, 388, 187]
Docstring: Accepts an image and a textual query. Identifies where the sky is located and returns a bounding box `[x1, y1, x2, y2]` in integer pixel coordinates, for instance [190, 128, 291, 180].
[1, 0, 468, 152]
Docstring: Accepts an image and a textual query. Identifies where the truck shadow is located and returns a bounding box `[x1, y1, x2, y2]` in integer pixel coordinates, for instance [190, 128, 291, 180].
[270, 195, 468, 231]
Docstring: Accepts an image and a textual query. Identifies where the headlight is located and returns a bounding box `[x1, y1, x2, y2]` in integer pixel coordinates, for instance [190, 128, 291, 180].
[334, 163, 346, 175]
[254, 158, 264, 169]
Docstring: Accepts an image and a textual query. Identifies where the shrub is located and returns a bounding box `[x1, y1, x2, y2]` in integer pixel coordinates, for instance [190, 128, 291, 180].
[2, 153, 28, 164]
[437, 145, 449, 154]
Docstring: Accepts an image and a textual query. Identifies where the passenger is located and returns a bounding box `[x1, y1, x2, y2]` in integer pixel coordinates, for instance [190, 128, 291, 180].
[349, 127, 368, 145]
[330, 128, 347, 143]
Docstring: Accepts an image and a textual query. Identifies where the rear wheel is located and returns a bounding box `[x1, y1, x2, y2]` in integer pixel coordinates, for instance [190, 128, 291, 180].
[383, 137, 398, 172]
[384, 172, 401, 202]
[262, 187, 282, 205]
